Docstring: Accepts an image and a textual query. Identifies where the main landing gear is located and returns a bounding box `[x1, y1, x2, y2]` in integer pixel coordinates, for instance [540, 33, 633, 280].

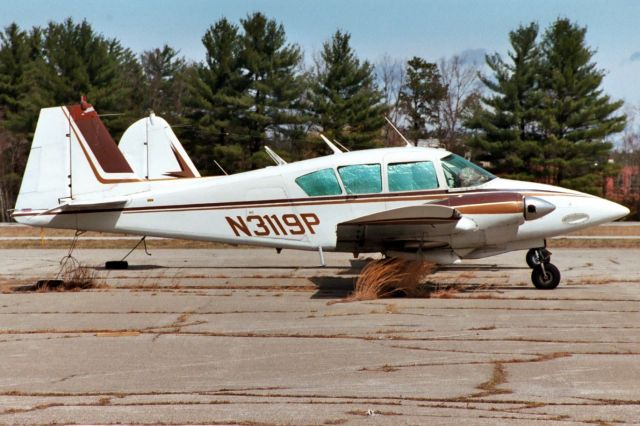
[526, 248, 561, 290]
[105, 236, 151, 270]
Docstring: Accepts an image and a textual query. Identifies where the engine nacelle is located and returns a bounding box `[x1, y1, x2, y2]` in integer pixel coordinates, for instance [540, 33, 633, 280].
[524, 196, 556, 220]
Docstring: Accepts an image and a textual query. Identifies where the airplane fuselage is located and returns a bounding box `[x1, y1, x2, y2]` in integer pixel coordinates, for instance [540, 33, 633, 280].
[13, 146, 628, 264]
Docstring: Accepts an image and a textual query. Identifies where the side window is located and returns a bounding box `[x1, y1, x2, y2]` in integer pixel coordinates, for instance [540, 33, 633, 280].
[295, 168, 342, 196]
[338, 164, 382, 194]
[388, 161, 439, 192]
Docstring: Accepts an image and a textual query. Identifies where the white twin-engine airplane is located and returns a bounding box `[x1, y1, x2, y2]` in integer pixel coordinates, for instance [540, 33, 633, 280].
[12, 101, 630, 289]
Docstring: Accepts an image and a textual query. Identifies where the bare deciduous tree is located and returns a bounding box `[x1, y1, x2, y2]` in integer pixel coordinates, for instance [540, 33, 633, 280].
[437, 55, 481, 153]
[376, 54, 405, 146]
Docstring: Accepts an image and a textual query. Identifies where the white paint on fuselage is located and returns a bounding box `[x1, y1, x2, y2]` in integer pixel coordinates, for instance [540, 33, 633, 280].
[15, 146, 630, 260]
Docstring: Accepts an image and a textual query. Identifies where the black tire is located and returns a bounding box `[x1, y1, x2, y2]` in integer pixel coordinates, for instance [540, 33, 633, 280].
[105, 260, 128, 270]
[531, 263, 561, 290]
[526, 249, 541, 268]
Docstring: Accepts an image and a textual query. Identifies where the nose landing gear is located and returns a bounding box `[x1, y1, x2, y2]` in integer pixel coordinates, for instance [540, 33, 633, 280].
[526, 248, 561, 289]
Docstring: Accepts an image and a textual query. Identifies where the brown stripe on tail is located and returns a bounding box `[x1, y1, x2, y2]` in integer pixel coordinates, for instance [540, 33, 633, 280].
[67, 103, 134, 174]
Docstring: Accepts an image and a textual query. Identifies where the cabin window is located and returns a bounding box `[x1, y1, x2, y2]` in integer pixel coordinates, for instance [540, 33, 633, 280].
[295, 168, 342, 196]
[388, 161, 439, 192]
[441, 154, 496, 188]
[338, 164, 382, 194]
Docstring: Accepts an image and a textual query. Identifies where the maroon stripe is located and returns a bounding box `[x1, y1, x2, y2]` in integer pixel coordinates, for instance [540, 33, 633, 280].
[12, 189, 570, 218]
[67, 104, 134, 174]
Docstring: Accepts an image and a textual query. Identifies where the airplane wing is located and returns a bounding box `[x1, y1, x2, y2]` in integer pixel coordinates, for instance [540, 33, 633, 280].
[340, 204, 460, 226]
[336, 192, 527, 254]
[336, 204, 469, 252]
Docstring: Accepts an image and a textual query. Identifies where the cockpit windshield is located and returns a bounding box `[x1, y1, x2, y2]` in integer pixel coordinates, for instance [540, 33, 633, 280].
[441, 154, 496, 188]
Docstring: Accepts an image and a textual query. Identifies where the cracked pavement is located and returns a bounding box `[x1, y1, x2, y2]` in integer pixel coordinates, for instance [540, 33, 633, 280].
[0, 247, 639, 424]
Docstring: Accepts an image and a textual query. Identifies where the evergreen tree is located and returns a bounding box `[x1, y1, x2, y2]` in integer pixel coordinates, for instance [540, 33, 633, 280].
[187, 13, 306, 173]
[141, 44, 187, 121]
[40, 18, 144, 135]
[467, 22, 542, 180]
[310, 30, 386, 150]
[187, 18, 247, 174]
[0, 19, 148, 218]
[398, 56, 446, 142]
[0, 23, 41, 221]
[0, 24, 50, 134]
[538, 19, 625, 193]
[239, 12, 306, 166]
[469, 19, 625, 194]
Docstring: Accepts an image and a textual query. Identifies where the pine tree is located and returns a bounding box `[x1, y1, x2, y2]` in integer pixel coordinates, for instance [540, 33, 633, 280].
[0, 19, 147, 218]
[310, 30, 386, 150]
[468, 19, 626, 194]
[187, 14, 306, 173]
[40, 19, 144, 135]
[141, 44, 187, 121]
[0, 23, 41, 221]
[0, 24, 51, 134]
[467, 22, 542, 180]
[398, 56, 446, 142]
[239, 12, 306, 167]
[538, 19, 625, 193]
[186, 18, 247, 174]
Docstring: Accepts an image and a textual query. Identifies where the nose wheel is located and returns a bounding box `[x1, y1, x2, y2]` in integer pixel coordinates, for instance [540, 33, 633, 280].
[526, 248, 561, 289]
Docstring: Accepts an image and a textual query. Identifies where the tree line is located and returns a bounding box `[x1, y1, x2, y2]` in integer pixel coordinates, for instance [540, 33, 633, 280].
[0, 14, 627, 221]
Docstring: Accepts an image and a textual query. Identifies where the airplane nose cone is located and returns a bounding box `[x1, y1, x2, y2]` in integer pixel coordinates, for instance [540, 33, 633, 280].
[607, 200, 630, 221]
[588, 198, 630, 224]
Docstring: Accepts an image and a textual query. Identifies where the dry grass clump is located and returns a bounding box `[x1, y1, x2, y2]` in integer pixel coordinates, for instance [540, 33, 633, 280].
[57, 262, 98, 291]
[13, 262, 99, 292]
[349, 258, 435, 301]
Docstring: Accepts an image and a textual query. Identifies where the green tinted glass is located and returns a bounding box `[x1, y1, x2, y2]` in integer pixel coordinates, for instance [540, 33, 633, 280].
[338, 164, 382, 194]
[388, 161, 439, 192]
[441, 154, 496, 188]
[295, 168, 342, 196]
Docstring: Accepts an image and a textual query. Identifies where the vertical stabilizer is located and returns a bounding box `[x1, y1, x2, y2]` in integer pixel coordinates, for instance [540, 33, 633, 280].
[14, 103, 141, 213]
[14, 107, 71, 211]
[119, 113, 200, 179]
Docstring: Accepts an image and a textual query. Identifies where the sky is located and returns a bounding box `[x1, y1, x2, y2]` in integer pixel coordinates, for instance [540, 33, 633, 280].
[2, 0, 640, 105]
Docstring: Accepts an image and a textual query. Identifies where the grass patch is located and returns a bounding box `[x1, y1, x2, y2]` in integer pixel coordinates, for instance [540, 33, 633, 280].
[348, 258, 435, 301]
[13, 262, 102, 292]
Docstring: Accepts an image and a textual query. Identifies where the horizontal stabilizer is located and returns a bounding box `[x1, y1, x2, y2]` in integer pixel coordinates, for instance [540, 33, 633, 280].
[60, 197, 128, 210]
[50, 197, 129, 213]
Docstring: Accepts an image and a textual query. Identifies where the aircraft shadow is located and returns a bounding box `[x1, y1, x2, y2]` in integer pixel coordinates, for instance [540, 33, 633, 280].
[92, 264, 346, 271]
[438, 264, 529, 271]
[310, 276, 355, 299]
[92, 265, 166, 271]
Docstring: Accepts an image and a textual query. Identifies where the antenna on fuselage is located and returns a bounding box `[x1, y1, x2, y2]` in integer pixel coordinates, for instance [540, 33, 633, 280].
[265, 146, 287, 165]
[332, 138, 350, 152]
[384, 116, 413, 147]
[213, 160, 228, 175]
[320, 134, 343, 154]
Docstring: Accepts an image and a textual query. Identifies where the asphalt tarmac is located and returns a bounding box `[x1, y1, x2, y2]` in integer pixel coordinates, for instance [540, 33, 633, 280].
[0, 247, 639, 425]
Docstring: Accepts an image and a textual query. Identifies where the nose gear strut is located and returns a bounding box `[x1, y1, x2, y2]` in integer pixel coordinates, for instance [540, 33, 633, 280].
[526, 247, 561, 289]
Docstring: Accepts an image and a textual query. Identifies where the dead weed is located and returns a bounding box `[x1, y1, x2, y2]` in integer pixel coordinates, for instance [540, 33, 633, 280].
[348, 258, 435, 301]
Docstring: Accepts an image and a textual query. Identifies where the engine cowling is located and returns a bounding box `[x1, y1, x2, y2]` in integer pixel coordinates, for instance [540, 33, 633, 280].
[524, 196, 556, 220]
